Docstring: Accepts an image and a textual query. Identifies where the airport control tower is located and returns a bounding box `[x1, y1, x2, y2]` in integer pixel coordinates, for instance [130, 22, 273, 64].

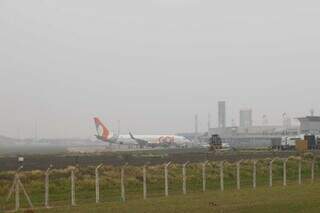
[297, 114, 320, 134]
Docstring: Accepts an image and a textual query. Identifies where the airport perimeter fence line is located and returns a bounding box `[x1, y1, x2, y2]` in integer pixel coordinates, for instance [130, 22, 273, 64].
[1, 155, 318, 212]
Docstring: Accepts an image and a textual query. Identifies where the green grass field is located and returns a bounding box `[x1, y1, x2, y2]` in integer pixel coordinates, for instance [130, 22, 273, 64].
[1, 154, 319, 212]
[34, 183, 320, 213]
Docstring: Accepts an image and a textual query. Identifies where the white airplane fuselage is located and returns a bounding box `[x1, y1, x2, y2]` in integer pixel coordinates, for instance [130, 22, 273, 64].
[117, 134, 190, 146]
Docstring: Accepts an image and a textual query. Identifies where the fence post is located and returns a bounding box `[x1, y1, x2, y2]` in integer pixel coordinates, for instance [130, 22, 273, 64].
[121, 163, 128, 202]
[236, 160, 242, 190]
[311, 158, 315, 183]
[164, 162, 171, 197]
[182, 162, 189, 195]
[283, 159, 288, 187]
[95, 164, 103, 203]
[202, 161, 208, 192]
[269, 159, 275, 187]
[70, 167, 76, 206]
[220, 161, 224, 192]
[45, 165, 53, 208]
[298, 158, 302, 185]
[15, 173, 20, 211]
[253, 160, 257, 190]
[143, 165, 147, 200]
[311, 159, 315, 184]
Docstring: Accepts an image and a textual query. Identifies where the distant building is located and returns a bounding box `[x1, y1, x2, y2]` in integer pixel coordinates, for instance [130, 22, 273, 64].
[207, 125, 299, 148]
[240, 109, 252, 128]
[218, 101, 226, 128]
[297, 116, 320, 134]
[209, 125, 299, 137]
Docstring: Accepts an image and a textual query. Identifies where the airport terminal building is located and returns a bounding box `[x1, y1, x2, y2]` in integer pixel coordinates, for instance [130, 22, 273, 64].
[297, 116, 320, 135]
[206, 115, 320, 148]
[207, 125, 295, 148]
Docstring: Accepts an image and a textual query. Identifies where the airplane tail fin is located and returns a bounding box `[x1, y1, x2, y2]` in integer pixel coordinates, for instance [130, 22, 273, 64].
[94, 117, 113, 140]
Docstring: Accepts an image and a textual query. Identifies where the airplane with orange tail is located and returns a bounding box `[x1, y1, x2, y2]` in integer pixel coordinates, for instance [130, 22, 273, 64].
[94, 117, 191, 148]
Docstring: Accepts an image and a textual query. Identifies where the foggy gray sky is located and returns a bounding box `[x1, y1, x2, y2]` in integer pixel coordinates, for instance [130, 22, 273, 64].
[1, 0, 320, 138]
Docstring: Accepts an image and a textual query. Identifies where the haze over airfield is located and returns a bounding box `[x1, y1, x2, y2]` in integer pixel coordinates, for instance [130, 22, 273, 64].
[1, 0, 320, 138]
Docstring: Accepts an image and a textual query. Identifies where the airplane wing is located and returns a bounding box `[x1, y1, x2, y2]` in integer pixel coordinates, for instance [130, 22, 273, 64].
[129, 132, 148, 148]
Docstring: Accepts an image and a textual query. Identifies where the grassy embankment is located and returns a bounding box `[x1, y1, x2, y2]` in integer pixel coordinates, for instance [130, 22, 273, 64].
[0, 155, 318, 212]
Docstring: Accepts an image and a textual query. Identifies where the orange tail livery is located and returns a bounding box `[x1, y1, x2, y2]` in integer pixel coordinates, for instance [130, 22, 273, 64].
[94, 117, 113, 142]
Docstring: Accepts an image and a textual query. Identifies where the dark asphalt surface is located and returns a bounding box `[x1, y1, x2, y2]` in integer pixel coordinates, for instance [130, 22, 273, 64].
[0, 149, 309, 171]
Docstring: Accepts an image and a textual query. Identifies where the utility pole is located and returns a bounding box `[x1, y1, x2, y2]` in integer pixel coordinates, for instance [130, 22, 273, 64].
[207, 113, 211, 132]
[194, 114, 198, 142]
